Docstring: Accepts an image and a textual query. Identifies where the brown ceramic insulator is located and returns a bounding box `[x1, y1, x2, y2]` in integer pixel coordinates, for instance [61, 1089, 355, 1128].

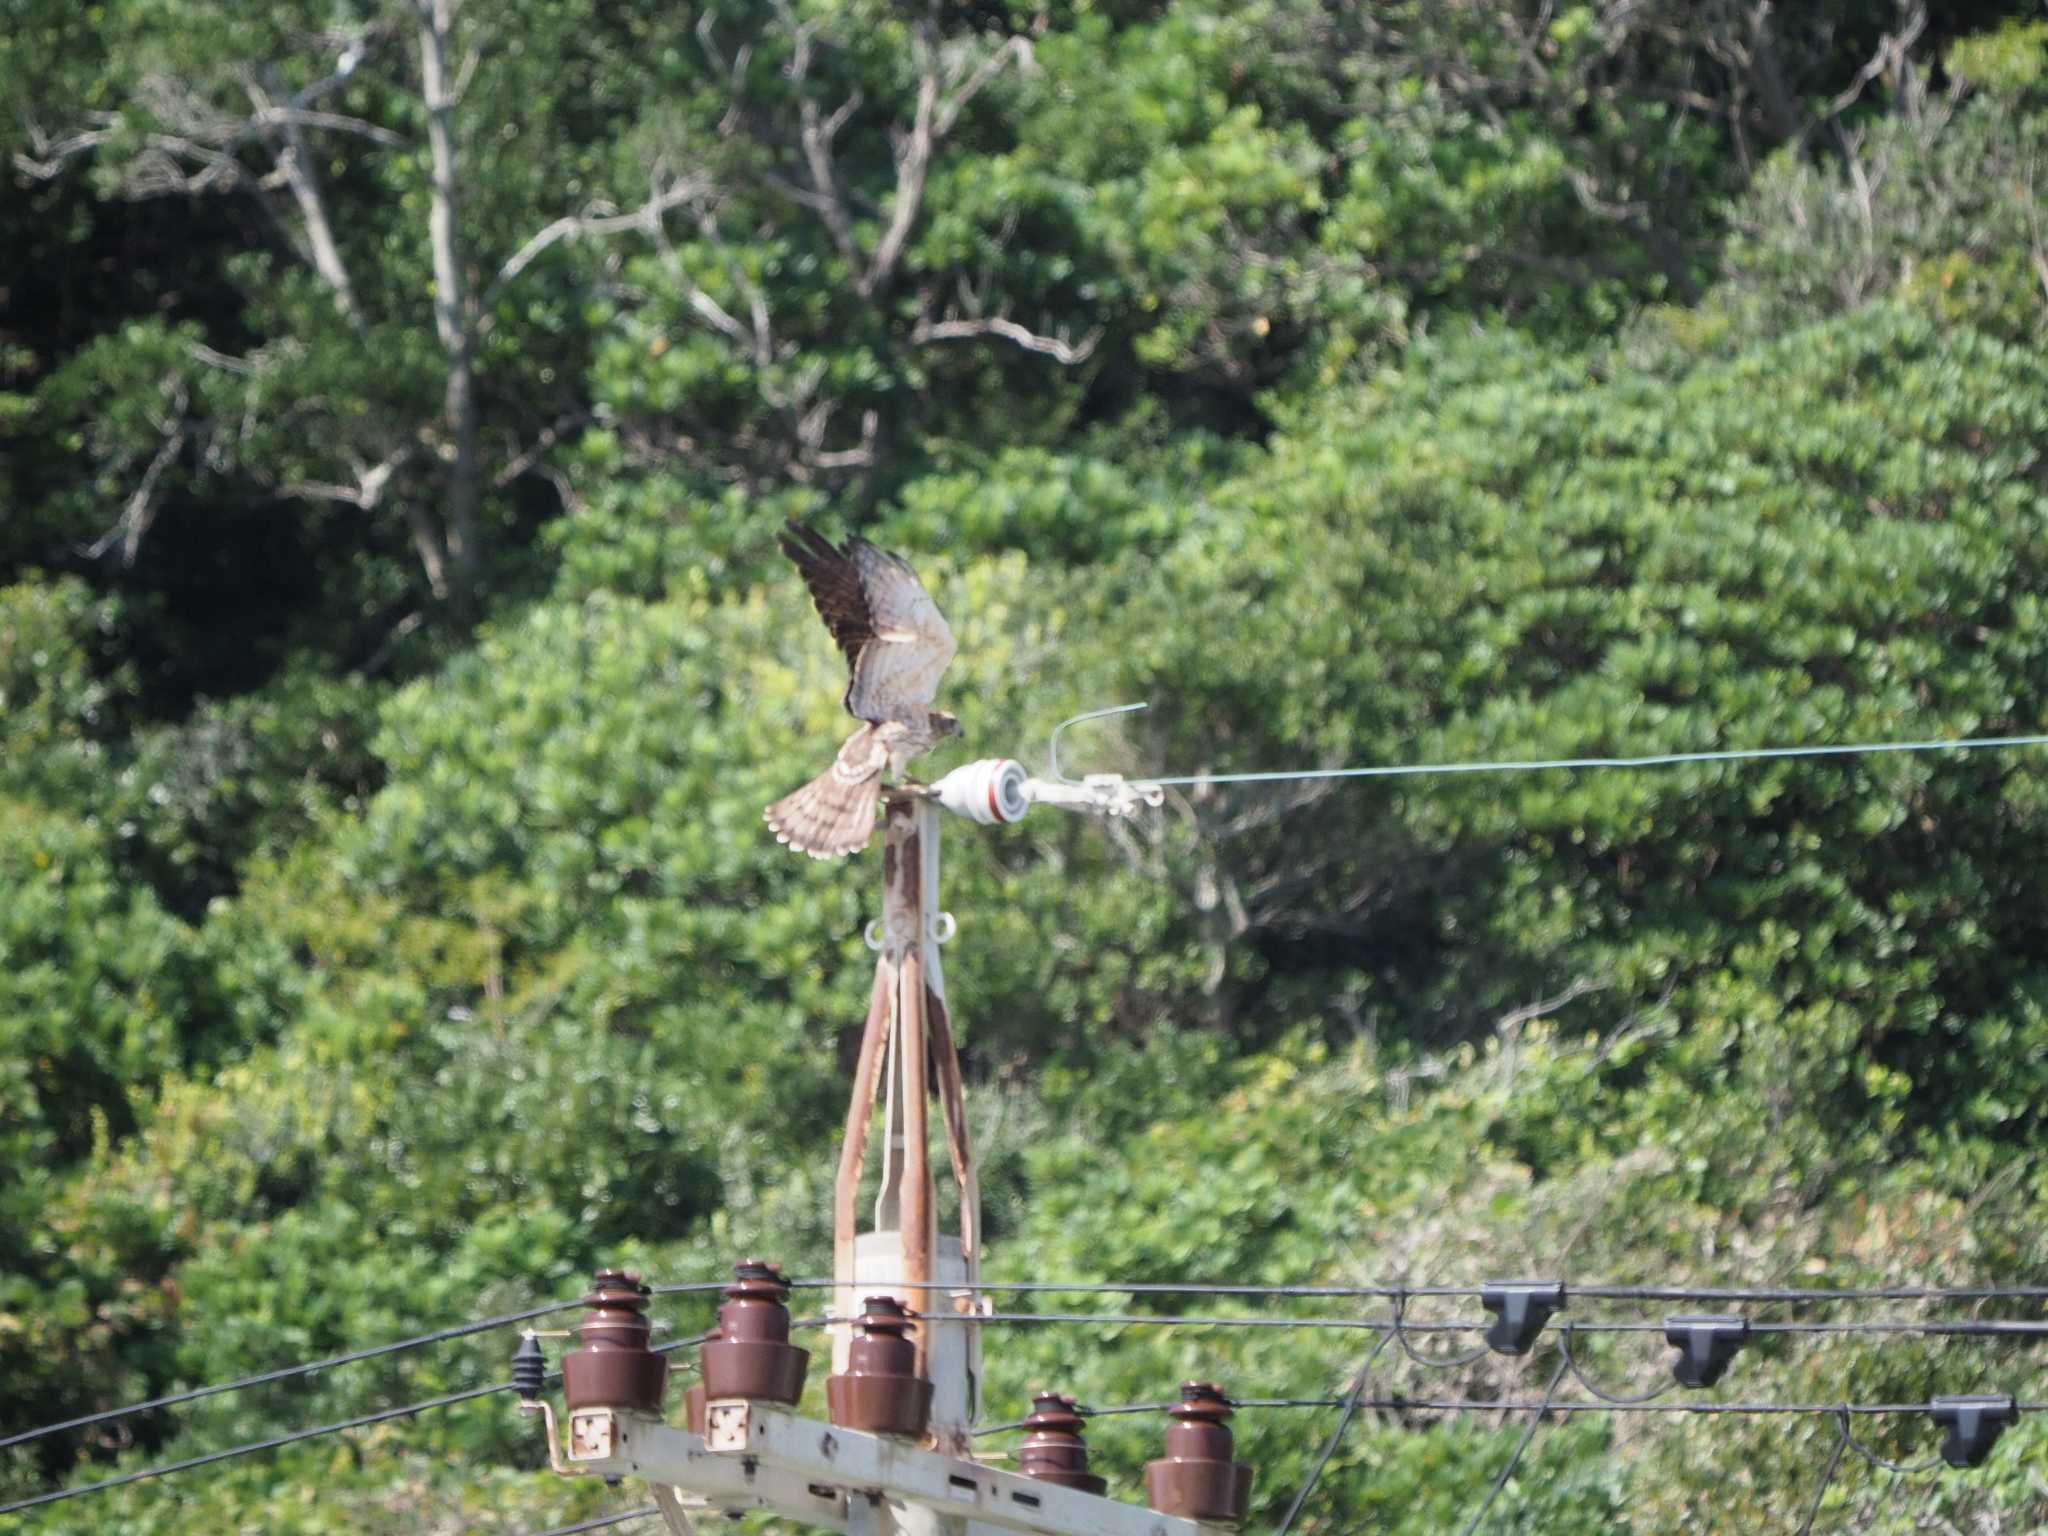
[562, 1268, 669, 1414]
[684, 1382, 708, 1436]
[1145, 1381, 1254, 1525]
[701, 1257, 811, 1404]
[825, 1295, 933, 1438]
[1017, 1391, 1107, 1496]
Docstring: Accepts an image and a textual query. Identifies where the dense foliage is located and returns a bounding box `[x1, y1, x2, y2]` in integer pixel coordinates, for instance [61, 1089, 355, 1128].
[5, 3, 2048, 1531]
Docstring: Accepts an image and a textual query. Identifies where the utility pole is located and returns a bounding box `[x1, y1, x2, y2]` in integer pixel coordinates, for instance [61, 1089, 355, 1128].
[834, 795, 982, 1462]
[526, 758, 1244, 1536]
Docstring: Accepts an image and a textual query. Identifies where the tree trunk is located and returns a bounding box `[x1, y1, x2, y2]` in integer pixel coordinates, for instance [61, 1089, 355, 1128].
[417, 0, 480, 618]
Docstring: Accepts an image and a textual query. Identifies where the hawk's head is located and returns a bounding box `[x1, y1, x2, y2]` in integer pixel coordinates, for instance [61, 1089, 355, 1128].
[929, 709, 963, 740]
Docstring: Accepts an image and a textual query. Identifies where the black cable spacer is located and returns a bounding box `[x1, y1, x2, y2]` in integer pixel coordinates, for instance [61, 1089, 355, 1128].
[1664, 1315, 1750, 1388]
[1479, 1281, 1565, 1355]
[1930, 1394, 2017, 1468]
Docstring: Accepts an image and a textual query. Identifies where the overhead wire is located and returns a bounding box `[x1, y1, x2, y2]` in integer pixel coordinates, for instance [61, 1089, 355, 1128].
[1452, 1356, 1571, 1536]
[1555, 1323, 1676, 1406]
[0, 1281, 733, 1457]
[0, 1298, 588, 1453]
[1273, 1331, 1395, 1536]
[9, 1374, 2028, 1520]
[1388, 1291, 1495, 1369]
[971, 1397, 1365, 1436]
[0, 1330, 732, 1518]
[1135, 733, 2048, 788]
[520, 1507, 661, 1536]
[8, 1273, 2037, 1520]
[1833, 1408, 1948, 1476]
[973, 1393, 2048, 1422]
[1796, 1419, 1852, 1536]
[771, 1307, 2048, 1343]
[1794, 1410, 1946, 1536]
[0, 1375, 525, 1517]
[1355, 1396, 2048, 1415]
[776, 1276, 2048, 1305]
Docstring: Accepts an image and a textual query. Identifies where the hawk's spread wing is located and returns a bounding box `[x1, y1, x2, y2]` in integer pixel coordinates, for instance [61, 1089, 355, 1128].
[779, 521, 956, 722]
[778, 522, 872, 669]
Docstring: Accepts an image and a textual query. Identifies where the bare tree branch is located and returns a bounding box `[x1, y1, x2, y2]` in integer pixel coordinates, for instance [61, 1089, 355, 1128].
[185, 341, 259, 375]
[250, 106, 404, 146]
[414, 0, 479, 606]
[1817, 1, 1929, 127]
[696, 209, 775, 368]
[250, 73, 365, 326]
[451, 44, 483, 106]
[400, 503, 452, 599]
[1564, 165, 1647, 222]
[487, 172, 713, 305]
[86, 421, 187, 565]
[778, 13, 1032, 299]
[491, 412, 587, 490]
[1494, 977, 1608, 1036]
[797, 97, 865, 271]
[861, 23, 941, 298]
[277, 443, 414, 510]
[696, 11, 753, 136]
[930, 34, 1032, 139]
[644, 197, 780, 368]
[121, 131, 248, 198]
[911, 312, 1102, 364]
[21, 33, 400, 228]
[279, 441, 448, 595]
[12, 117, 117, 180]
[800, 405, 877, 473]
[684, 286, 754, 347]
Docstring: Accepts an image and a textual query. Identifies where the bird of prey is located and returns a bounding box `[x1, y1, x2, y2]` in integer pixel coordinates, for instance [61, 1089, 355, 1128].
[765, 521, 960, 858]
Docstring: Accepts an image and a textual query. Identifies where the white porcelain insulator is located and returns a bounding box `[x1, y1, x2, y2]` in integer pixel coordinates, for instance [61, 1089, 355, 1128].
[930, 758, 1030, 825]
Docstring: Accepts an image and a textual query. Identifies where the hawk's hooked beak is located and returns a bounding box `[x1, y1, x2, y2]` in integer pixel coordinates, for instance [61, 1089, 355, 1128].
[934, 710, 963, 739]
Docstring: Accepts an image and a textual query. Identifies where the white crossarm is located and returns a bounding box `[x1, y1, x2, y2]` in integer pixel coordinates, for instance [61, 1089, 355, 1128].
[694, 1402, 1216, 1536]
[564, 1409, 850, 1531]
[566, 1403, 1223, 1536]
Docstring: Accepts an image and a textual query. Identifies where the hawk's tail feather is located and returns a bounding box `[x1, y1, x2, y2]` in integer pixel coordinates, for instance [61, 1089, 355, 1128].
[764, 760, 883, 859]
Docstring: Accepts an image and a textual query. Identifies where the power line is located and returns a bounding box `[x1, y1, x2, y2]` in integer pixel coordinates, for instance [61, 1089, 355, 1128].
[1557, 1283, 2048, 1304]
[973, 1393, 2046, 1424]
[0, 1376, 520, 1517]
[649, 1280, 785, 1297]
[1833, 1409, 1947, 1475]
[521, 1507, 660, 1536]
[1768, 1409, 1953, 1535]
[778, 1277, 2048, 1305]
[1137, 733, 2048, 789]
[933, 1310, 2048, 1335]
[0, 1300, 591, 1454]
[1, 1340, 722, 1519]
[1388, 1293, 1494, 1370]
[955, 1310, 1453, 1331]
[1796, 1423, 1851, 1536]
[4, 1341, 718, 1519]
[1453, 1356, 1570, 1536]
[1048, 702, 2048, 788]
[1324, 1395, 2048, 1416]
[1274, 1333, 1395, 1536]
[1556, 1325, 1676, 1406]
[974, 1397, 1370, 1434]
[0, 1281, 732, 1455]
[10, 1273, 2034, 1519]
[778, 1307, 2048, 1340]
